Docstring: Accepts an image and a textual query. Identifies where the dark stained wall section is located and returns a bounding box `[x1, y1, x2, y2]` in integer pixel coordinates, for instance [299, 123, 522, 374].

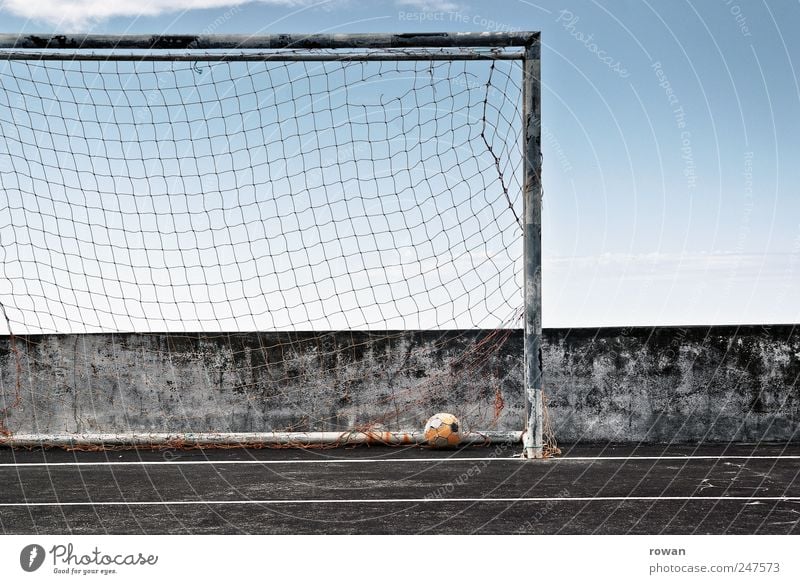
[0, 325, 797, 442]
[543, 325, 799, 442]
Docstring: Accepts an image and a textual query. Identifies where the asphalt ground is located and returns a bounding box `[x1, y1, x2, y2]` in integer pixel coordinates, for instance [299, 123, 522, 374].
[0, 443, 798, 534]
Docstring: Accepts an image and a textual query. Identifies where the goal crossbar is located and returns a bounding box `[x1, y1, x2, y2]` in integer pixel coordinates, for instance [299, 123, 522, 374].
[0, 49, 525, 62]
[0, 31, 539, 51]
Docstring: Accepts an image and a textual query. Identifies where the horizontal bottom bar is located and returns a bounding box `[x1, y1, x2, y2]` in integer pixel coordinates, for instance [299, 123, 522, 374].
[2, 496, 798, 508]
[0, 431, 523, 449]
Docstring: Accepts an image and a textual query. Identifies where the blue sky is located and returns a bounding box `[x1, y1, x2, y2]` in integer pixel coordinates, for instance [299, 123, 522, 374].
[0, 0, 798, 330]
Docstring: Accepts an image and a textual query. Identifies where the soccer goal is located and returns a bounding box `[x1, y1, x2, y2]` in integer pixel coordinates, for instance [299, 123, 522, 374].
[0, 32, 545, 457]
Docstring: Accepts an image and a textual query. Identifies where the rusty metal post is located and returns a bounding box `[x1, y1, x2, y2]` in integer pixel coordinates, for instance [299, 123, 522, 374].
[0, 32, 538, 51]
[521, 39, 543, 459]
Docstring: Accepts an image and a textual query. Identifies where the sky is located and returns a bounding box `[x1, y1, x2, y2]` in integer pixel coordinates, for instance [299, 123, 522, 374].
[0, 0, 798, 331]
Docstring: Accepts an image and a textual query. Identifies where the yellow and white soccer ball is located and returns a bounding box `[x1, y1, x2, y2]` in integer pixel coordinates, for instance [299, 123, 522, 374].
[423, 412, 462, 448]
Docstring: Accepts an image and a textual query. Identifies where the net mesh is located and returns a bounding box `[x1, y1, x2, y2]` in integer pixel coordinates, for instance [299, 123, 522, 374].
[0, 57, 523, 333]
[0, 52, 552, 453]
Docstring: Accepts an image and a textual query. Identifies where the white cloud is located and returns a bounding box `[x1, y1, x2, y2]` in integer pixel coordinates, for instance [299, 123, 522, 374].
[546, 251, 796, 279]
[0, 0, 465, 30]
[395, 0, 462, 12]
[544, 252, 800, 327]
[0, 0, 308, 30]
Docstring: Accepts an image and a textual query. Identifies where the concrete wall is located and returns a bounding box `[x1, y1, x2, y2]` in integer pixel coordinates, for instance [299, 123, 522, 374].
[1, 325, 798, 442]
[544, 325, 799, 442]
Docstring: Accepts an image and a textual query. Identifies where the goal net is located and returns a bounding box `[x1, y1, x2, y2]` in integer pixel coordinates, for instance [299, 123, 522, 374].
[0, 35, 547, 452]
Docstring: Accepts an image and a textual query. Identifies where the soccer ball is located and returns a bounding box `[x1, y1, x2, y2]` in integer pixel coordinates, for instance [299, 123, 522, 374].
[423, 412, 462, 448]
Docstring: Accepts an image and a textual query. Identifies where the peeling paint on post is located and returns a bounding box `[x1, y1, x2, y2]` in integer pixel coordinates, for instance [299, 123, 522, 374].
[522, 39, 543, 459]
[0, 32, 539, 50]
[0, 32, 532, 62]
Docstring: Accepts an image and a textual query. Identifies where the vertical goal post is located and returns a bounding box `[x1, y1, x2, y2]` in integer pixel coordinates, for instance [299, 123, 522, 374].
[0, 32, 543, 457]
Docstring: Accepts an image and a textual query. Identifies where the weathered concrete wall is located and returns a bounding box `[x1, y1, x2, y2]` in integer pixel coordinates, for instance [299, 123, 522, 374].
[0, 330, 524, 437]
[0, 325, 798, 442]
[544, 325, 799, 442]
